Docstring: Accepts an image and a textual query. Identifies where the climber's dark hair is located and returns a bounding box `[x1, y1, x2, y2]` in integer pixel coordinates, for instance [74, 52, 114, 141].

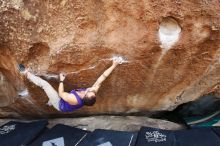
[82, 96, 96, 106]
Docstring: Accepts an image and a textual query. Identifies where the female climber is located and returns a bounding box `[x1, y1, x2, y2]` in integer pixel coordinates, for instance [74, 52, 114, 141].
[18, 57, 123, 112]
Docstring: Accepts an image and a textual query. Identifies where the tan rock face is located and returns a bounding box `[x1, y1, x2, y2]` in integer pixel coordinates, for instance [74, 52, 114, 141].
[0, 0, 220, 117]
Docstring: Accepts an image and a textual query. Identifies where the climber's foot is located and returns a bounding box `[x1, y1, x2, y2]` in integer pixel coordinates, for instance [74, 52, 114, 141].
[18, 64, 29, 75]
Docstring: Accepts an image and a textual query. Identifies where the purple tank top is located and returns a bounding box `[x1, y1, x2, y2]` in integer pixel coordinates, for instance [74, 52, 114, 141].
[59, 88, 86, 112]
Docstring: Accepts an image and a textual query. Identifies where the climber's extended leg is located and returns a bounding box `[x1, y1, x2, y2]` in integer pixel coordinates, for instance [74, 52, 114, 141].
[27, 72, 60, 111]
[18, 64, 60, 111]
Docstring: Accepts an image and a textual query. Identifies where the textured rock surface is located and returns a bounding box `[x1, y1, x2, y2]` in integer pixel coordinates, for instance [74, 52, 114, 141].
[0, 0, 220, 117]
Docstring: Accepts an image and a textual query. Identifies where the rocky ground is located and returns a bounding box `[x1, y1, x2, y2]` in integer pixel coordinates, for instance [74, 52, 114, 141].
[0, 116, 185, 131]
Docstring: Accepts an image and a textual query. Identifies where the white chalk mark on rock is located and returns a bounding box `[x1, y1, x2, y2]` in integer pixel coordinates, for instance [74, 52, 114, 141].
[41, 73, 59, 80]
[111, 55, 129, 64]
[159, 17, 181, 52]
[68, 65, 97, 75]
[38, 55, 129, 79]
[18, 89, 29, 98]
[67, 55, 129, 75]
[152, 17, 181, 79]
[0, 73, 4, 85]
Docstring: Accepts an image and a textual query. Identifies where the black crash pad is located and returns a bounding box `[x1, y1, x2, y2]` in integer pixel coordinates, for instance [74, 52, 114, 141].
[77, 129, 137, 146]
[29, 124, 89, 146]
[135, 126, 220, 146]
[135, 127, 174, 146]
[0, 120, 48, 146]
[174, 127, 220, 146]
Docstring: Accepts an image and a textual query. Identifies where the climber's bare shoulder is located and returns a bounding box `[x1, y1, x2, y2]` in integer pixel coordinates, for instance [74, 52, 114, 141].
[59, 92, 78, 105]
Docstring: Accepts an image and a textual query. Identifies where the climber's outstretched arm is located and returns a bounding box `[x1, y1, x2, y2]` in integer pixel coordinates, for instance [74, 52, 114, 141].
[90, 59, 121, 93]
